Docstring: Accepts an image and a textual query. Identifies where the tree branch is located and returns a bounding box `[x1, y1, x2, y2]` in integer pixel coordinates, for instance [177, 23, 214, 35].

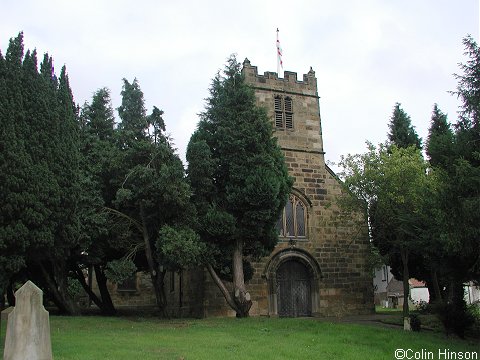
[206, 263, 238, 312]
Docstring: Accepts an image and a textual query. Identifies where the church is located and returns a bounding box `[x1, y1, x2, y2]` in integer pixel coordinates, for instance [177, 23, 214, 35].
[108, 60, 374, 317]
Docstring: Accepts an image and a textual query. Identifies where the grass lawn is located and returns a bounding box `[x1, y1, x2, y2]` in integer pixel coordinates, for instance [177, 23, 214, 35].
[1, 315, 479, 359]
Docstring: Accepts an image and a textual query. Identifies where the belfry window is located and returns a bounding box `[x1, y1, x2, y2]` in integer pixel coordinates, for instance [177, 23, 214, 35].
[274, 95, 294, 129]
[276, 195, 306, 238]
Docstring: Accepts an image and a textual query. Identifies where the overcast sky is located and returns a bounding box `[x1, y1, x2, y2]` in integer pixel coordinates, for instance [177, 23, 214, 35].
[1, 0, 478, 170]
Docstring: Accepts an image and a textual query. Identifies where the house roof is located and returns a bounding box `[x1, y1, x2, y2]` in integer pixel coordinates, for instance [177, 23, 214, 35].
[409, 278, 426, 288]
[386, 278, 403, 293]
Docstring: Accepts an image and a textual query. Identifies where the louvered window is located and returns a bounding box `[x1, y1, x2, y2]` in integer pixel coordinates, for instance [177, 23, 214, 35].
[285, 97, 293, 129]
[274, 95, 294, 129]
[274, 96, 284, 128]
[276, 195, 307, 239]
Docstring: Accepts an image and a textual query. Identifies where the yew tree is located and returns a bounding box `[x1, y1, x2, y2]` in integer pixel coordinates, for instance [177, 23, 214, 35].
[0, 33, 81, 314]
[187, 55, 292, 317]
[111, 78, 198, 315]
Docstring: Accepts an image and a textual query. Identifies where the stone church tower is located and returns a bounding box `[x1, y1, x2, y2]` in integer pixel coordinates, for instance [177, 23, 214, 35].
[104, 60, 374, 317]
[199, 60, 374, 317]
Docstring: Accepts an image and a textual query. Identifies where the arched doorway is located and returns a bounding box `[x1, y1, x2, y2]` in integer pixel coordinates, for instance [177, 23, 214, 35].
[276, 260, 312, 317]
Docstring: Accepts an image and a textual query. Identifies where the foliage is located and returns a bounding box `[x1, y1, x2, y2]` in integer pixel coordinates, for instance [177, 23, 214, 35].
[156, 225, 206, 271]
[426, 104, 454, 168]
[447, 35, 480, 283]
[387, 103, 422, 149]
[66, 277, 84, 299]
[339, 143, 432, 326]
[415, 300, 431, 314]
[103, 77, 198, 314]
[0, 33, 81, 314]
[104, 259, 137, 284]
[187, 55, 292, 316]
[433, 301, 475, 339]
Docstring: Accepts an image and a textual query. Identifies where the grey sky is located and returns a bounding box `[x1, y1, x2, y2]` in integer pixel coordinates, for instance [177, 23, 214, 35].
[1, 0, 478, 170]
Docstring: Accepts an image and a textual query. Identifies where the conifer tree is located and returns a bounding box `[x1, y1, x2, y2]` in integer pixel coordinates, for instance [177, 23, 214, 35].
[387, 103, 422, 149]
[110, 78, 198, 315]
[446, 35, 480, 288]
[0, 33, 81, 314]
[426, 104, 454, 167]
[187, 55, 292, 317]
[76, 88, 120, 315]
[0, 33, 31, 296]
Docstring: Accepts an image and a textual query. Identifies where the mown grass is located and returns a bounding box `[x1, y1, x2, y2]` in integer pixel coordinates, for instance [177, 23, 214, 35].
[1, 315, 479, 359]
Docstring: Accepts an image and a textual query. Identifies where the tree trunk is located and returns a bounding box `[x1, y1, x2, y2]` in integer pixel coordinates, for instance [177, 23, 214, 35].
[73, 264, 117, 316]
[0, 290, 5, 310]
[38, 261, 79, 315]
[6, 281, 15, 307]
[429, 269, 442, 304]
[140, 203, 167, 317]
[400, 248, 411, 330]
[206, 263, 239, 312]
[93, 265, 117, 315]
[232, 239, 252, 318]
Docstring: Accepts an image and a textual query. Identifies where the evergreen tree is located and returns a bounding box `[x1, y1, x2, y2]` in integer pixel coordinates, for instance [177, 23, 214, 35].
[387, 103, 422, 149]
[447, 35, 480, 285]
[0, 33, 31, 297]
[426, 104, 454, 168]
[0, 33, 82, 314]
[187, 55, 292, 317]
[76, 88, 121, 315]
[110, 78, 198, 315]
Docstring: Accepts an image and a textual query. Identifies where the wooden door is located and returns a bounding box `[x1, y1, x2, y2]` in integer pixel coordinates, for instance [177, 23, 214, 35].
[276, 260, 311, 317]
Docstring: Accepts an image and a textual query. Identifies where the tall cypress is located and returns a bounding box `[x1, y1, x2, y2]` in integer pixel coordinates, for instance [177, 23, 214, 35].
[426, 104, 454, 168]
[387, 103, 422, 149]
[0, 34, 82, 314]
[0, 34, 31, 294]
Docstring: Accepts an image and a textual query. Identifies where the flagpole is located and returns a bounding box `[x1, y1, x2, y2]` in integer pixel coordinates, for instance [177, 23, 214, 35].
[276, 28, 283, 77]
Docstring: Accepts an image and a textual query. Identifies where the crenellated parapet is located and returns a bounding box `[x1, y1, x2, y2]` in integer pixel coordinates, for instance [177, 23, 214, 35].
[242, 58, 317, 96]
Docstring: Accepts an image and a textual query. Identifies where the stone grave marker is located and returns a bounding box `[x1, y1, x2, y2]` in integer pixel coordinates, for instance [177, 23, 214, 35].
[1, 307, 14, 344]
[3, 281, 53, 360]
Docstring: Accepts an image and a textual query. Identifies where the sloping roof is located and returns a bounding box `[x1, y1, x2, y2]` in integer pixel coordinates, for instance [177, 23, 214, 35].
[409, 278, 426, 288]
[386, 278, 403, 293]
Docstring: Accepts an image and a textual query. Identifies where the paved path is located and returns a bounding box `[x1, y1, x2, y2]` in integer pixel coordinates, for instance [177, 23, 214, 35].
[315, 313, 403, 329]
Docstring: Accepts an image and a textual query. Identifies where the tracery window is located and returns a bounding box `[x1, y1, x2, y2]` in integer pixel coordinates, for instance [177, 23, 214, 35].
[274, 95, 294, 129]
[276, 194, 306, 238]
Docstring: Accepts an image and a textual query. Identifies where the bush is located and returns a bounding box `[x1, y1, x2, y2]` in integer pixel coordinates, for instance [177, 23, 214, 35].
[468, 302, 480, 321]
[433, 301, 475, 338]
[415, 300, 430, 314]
[410, 314, 421, 332]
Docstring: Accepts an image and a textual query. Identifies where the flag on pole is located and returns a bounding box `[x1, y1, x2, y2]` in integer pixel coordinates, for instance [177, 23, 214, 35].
[276, 28, 283, 76]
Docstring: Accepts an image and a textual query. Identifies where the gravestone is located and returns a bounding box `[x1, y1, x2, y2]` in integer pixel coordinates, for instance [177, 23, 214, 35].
[1, 307, 14, 343]
[3, 281, 53, 360]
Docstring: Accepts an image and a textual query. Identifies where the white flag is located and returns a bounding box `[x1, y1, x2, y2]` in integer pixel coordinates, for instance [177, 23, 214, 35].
[276, 28, 283, 74]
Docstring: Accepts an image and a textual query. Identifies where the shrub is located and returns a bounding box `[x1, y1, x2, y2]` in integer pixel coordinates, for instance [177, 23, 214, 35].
[410, 314, 421, 332]
[433, 301, 475, 338]
[415, 300, 430, 314]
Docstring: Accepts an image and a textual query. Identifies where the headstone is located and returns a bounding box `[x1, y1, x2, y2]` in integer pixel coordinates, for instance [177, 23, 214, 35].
[1, 307, 15, 343]
[3, 281, 53, 360]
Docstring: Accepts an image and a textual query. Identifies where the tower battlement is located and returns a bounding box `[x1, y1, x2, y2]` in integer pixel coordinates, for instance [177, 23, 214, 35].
[242, 58, 317, 96]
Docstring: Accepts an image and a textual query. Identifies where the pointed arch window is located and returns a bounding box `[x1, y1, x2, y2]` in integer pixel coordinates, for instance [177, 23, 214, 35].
[276, 194, 307, 238]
